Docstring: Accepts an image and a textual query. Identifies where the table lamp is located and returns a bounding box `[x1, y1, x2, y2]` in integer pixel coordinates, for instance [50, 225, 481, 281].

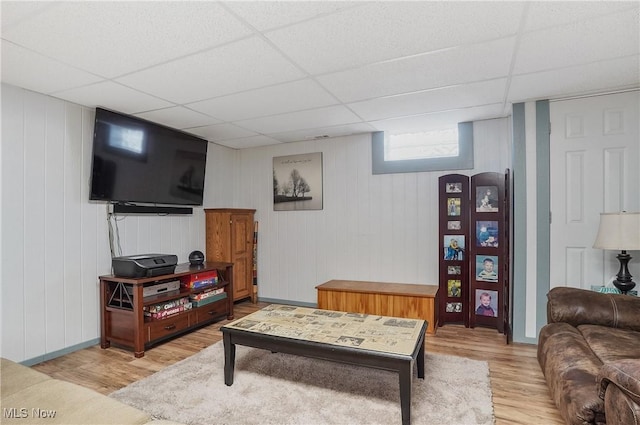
[593, 211, 640, 294]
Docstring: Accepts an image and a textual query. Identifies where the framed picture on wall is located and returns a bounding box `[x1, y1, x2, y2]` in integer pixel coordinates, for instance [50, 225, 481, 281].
[273, 152, 323, 211]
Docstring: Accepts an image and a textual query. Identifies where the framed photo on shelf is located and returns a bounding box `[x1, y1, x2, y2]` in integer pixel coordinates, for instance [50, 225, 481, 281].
[447, 220, 461, 230]
[476, 186, 499, 212]
[475, 289, 498, 317]
[447, 265, 461, 275]
[476, 221, 499, 247]
[447, 198, 461, 216]
[446, 302, 463, 313]
[447, 279, 462, 297]
[446, 182, 463, 193]
[475, 255, 499, 282]
[443, 235, 465, 260]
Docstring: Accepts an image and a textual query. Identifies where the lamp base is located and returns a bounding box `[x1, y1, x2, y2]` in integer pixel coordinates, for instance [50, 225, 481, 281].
[613, 251, 636, 294]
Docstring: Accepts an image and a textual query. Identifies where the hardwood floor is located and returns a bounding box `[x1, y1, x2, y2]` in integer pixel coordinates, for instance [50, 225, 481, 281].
[32, 301, 563, 425]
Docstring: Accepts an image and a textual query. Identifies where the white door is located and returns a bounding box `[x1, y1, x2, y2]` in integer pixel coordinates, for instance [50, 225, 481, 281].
[550, 90, 640, 290]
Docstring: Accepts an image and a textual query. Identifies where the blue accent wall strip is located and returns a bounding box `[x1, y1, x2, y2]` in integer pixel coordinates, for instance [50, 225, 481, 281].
[535, 100, 551, 337]
[510, 102, 529, 343]
[21, 338, 101, 366]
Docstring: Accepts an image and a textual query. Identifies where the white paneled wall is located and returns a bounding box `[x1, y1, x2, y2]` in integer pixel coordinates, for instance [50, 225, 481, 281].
[0, 85, 227, 363]
[0, 83, 511, 362]
[237, 118, 511, 304]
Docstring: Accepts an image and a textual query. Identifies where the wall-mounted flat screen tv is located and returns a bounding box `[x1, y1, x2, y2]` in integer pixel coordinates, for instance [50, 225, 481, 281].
[90, 108, 208, 206]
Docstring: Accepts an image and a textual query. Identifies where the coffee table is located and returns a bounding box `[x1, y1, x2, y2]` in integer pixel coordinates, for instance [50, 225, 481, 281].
[221, 304, 427, 425]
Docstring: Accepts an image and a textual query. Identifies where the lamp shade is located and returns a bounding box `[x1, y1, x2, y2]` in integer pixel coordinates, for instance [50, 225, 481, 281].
[593, 212, 640, 250]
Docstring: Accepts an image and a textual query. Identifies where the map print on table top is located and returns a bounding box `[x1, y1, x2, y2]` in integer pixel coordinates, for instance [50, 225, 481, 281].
[224, 304, 425, 356]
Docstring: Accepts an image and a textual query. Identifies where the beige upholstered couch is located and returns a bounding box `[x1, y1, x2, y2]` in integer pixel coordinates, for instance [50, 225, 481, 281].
[0, 357, 182, 425]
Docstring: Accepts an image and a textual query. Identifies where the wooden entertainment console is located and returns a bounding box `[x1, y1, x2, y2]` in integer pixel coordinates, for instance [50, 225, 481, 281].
[316, 280, 439, 334]
[100, 261, 234, 358]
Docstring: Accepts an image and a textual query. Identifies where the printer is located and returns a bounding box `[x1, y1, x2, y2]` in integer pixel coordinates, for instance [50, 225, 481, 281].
[112, 254, 178, 278]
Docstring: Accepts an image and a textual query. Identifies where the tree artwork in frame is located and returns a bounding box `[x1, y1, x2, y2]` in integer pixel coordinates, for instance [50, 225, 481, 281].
[273, 152, 323, 211]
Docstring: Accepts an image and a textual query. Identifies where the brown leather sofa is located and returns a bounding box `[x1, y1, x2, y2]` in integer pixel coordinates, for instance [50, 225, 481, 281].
[537, 287, 640, 425]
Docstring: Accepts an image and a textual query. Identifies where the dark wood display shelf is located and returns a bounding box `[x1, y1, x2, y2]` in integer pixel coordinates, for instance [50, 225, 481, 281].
[100, 261, 234, 358]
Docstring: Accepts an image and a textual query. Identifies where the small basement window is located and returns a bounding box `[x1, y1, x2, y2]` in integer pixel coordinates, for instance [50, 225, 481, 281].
[372, 122, 473, 174]
[384, 128, 459, 161]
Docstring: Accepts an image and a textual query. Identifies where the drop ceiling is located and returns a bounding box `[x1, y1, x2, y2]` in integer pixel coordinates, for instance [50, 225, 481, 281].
[2, 1, 638, 149]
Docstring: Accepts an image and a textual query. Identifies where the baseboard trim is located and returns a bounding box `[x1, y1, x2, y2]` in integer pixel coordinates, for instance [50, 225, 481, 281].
[21, 338, 101, 366]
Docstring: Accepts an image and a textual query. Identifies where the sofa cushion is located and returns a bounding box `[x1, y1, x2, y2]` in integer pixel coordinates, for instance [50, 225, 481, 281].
[0, 357, 52, 396]
[2, 378, 151, 424]
[547, 287, 640, 331]
[579, 325, 640, 363]
[538, 322, 606, 425]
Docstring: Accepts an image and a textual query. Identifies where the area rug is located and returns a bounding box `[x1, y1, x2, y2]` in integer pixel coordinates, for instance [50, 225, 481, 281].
[110, 342, 494, 425]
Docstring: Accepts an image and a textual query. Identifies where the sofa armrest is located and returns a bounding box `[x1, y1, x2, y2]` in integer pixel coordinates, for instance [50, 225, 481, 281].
[598, 359, 640, 425]
[547, 287, 640, 331]
[598, 359, 640, 406]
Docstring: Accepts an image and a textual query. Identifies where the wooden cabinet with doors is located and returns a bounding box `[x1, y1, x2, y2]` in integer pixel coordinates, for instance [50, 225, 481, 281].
[205, 208, 256, 301]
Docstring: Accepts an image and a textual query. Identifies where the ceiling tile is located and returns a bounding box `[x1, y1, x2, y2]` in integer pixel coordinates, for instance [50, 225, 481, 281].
[1, 2, 253, 78]
[369, 104, 506, 133]
[216, 135, 282, 149]
[349, 79, 508, 122]
[135, 107, 222, 130]
[1, 41, 103, 94]
[116, 36, 306, 104]
[524, 2, 638, 32]
[1, 1, 60, 30]
[318, 37, 515, 103]
[224, 1, 358, 31]
[508, 56, 640, 103]
[514, 10, 639, 75]
[187, 79, 338, 122]
[52, 81, 173, 114]
[267, 123, 377, 143]
[185, 123, 258, 142]
[266, 2, 524, 74]
[235, 105, 362, 134]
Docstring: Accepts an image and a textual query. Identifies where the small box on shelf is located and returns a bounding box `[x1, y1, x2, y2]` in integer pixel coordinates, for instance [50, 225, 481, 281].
[191, 293, 227, 308]
[181, 269, 219, 289]
[145, 302, 193, 320]
[144, 296, 190, 314]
